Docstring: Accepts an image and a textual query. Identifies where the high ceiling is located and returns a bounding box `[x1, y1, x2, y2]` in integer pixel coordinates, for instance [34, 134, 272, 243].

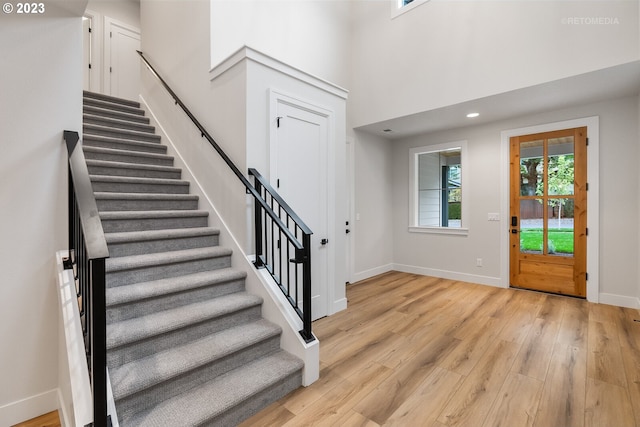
[356, 61, 640, 140]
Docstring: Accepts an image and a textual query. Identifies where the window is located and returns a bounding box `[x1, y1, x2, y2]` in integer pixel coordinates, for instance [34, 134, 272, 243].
[393, 0, 430, 18]
[409, 141, 468, 235]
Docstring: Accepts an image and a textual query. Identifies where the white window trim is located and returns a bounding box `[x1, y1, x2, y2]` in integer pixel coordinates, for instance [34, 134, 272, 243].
[409, 140, 469, 236]
[392, 0, 431, 19]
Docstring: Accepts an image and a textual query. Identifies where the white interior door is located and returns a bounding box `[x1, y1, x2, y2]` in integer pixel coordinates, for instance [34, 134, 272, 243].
[105, 18, 140, 100]
[274, 100, 329, 320]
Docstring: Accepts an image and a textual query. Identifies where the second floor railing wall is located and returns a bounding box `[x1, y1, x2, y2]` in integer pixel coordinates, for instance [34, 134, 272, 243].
[137, 51, 315, 342]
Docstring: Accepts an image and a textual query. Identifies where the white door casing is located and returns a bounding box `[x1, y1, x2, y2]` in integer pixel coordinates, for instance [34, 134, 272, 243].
[82, 16, 92, 91]
[104, 17, 141, 100]
[270, 92, 331, 320]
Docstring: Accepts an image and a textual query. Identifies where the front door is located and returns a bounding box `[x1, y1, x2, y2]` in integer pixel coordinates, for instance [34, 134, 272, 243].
[509, 127, 587, 297]
[274, 99, 329, 319]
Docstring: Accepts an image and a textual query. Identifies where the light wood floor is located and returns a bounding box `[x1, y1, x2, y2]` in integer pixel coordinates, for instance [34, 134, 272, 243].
[240, 271, 640, 427]
[12, 411, 60, 427]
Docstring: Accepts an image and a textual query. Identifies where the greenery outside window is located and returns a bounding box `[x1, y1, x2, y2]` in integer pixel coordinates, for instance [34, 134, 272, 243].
[409, 141, 469, 235]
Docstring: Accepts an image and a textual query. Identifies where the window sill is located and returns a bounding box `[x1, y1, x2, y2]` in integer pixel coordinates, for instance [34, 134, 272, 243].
[392, 0, 431, 19]
[409, 226, 469, 236]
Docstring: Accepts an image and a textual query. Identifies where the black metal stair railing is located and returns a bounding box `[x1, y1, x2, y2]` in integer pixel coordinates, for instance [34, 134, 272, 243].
[63, 130, 111, 427]
[137, 51, 315, 343]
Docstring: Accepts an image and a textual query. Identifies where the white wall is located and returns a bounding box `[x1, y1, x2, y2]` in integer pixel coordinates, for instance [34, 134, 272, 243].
[637, 92, 640, 304]
[210, 0, 352, 89]
[388, 96, 638, 304]
[88, 0, 139, 28]
[0, 10, 83, 425]
[140, 0, 250, 251]
[351, 130, 395, 281]
[349, 0, 639, 128]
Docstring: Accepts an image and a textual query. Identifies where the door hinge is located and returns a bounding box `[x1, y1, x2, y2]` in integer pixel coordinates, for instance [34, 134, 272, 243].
[586, 227, 589, 236]
[276, 116, 282, 128]
[110, 31, 112, 38]
[586, 137, 589, 146]
[88, 27, 92, 33]
[277, 178, 280, 188]
[88, 63, 92, 69]
[586, 182, 589, 191]
[110, 66, 112, 73]
[586, 272, 589, 281]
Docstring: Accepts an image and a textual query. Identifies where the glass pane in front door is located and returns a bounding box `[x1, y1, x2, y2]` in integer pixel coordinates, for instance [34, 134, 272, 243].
[547, 136, 575, 196]
[520, 199, 543, 254]
[547, 198, 574, 257]
[519, 140, 544, 197]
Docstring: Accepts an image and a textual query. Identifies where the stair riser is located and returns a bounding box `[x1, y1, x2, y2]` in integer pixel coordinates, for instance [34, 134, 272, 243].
[83, 106, 150, 124]
[84, 138, 166, 155]
[107, 277, 245, 323]
[91, 181, 189, 194]
[84, 126, 161, 143]
[106, 255, 232, 287]
[97, 198, 198, 212]
[116, 336, 281, 423]
[87, 164, 181, 180]
[101, 215, 209, 233]
[211, 371, 303, 427]
[107, 234, 218, 257]
[84, 116, 155, 134]
[210, 371, 302, 427]
[84, 98, 144, 115]
[83, 149, 174, 167]
[107, 304, 263, 368]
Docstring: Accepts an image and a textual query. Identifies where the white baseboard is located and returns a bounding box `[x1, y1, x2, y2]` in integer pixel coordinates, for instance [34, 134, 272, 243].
[393, 263, 503, 288]
[332, 297, 348, 314]
[0, 389, 59, 427]
[599, 293, 640, 309]
[351, 264, 394, 283]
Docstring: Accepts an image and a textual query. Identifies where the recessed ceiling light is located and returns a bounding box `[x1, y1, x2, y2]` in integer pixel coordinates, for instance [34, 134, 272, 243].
[466, 112, 479, 118]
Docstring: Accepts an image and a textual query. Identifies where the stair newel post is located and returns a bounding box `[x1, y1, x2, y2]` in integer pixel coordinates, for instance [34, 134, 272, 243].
[90, 257, 109, 427]
[253, 177, 265, 269]
[301, 233, 313, 342]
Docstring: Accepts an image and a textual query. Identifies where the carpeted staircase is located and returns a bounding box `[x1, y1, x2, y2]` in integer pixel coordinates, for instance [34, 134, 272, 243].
[82, 91, 304, 426]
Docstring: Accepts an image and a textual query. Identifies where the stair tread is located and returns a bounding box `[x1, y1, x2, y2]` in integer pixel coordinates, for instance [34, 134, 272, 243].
[84, 91, 140, 108]
[105, 246, 232, 273]
[95, 192, 197, 201]
[84, 105, 150, 123]
[107, 292, 263, 349]
[100, 209, 209, 220]
[90, 175, 189, 186]
[126, 350, 302, 427]
[84, 114, 155, 132]
[110, 319, 281, 400]
[86, 159, 180, 173]
[106, 268, 245, 306]
[83, 98, 145, 116]
[84, 134, 165, 149]
[84, 123, 158, 138]
[105, 227, 219, 243]
[83, 145, 174, 161]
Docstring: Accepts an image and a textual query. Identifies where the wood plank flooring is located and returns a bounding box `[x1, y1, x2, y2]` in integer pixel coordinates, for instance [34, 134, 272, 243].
[12, 411, 61, 427]
[240, 271, 640, 427]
